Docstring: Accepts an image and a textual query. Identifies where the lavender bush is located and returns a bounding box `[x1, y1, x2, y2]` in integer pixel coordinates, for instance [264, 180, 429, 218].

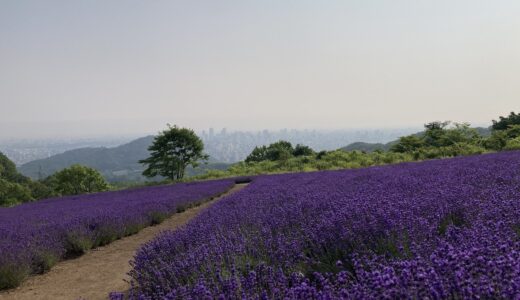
[0, 179, 234, 289]
[128, 151, 520, 299]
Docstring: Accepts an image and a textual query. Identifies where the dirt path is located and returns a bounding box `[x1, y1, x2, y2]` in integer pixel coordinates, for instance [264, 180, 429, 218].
[0, 183, 248, 300]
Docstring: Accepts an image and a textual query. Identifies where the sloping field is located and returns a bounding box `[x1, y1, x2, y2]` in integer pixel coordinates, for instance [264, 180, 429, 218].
[120, 151, 520, 299]
[0, 179, 234, 290]
[0, 183, 248, 300]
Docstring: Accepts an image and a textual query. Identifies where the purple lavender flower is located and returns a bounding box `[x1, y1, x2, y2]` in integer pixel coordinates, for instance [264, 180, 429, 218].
[127, 151, 520, 299]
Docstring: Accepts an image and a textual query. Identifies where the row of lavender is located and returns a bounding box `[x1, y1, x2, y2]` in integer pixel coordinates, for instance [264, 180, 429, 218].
[124, 151, 520, 299]
[0, 179, 234, 289]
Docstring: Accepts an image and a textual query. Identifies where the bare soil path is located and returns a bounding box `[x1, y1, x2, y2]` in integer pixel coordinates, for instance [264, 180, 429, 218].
[0, 183, 248, 300]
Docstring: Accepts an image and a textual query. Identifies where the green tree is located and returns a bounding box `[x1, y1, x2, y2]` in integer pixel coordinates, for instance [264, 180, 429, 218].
[505, 137, 520, 150]
[484, 124, 520, 150]
[423, 121, 450, 147]
[50, 164, 110, 196]
[28, 180, 57, 200]
[0, 179, 33, 206]
[293, 144, 315, 157]
[0, 152, 29, 184]
[390, 135, 424, 153]
[492, 111, 520, 131]
[484, 130, 510, 150]
[504, 124, 520, 139]
[0, 151, 35, 206]
[440, 123, 481, 146]
[245, 141, 296, 162]
[267, 141, 294, 161]
[140, 125, 208, 180]
[245, 146, 269, 163]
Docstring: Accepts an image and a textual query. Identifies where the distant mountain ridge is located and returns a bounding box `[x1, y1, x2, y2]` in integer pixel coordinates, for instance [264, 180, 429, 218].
[18, 136, 229, 182]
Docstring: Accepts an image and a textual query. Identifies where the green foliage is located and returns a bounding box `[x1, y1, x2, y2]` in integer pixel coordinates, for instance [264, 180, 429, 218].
[483, 125, 520, 150]
[189, 118, 509, 182]
[390, 136, 424, 153]
[504, 137, 520, 150]
[423, 121, 451, 147]
[245, 146, 269, 163]
[149, 211, 169, 225]
[504, 125, 520, 139]
[49, 164, 110, 196]
[93, 226, 120, 247]
[33, 251, 59, 274]
[0, 263, 30, 289]
[27, 180, 57, 200]
[0, 178, 33, 206]
[245, 141, 316, 163]
[412, 143, 486, 160]
[0, 152, 30, 184]
[192, 150, 414, 181]
[391, 122, 485, 157]
[0, 152, 36, 206]
[341, 141, 393, 152]
[65, 233, 93, 256]
[483, 130, 508, 150]
[492, 111, 520, 131]
[293, 144, 315, 156]
[124, 223, 146, 236]
[441, 123, 481, 145]
[140, 125, 208, 180]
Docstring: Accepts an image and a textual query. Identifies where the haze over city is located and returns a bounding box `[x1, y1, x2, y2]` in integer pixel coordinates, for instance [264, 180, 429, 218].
[1, 0, 519, 139]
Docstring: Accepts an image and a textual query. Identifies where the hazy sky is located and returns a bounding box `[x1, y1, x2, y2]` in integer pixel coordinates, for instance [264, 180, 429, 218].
[1, 0, 519, 138]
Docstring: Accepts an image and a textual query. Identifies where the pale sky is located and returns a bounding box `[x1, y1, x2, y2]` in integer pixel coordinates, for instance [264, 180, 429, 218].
[0, 0, 519, 138]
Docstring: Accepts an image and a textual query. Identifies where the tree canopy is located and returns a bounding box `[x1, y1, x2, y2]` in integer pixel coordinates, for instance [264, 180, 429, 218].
[492, 111, 520, 131]
[49, 164, 110, 196]
[0, 152, 29, 184]
[245, 141, 316, 163]
[140, 125, 208, 180]
[0, 151, 34, 206]
[391, 121, 481, 153]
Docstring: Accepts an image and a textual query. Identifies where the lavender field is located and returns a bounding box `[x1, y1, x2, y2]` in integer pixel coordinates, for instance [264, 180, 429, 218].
[0, 179, 234, 289]
[123, 151, 520, 299]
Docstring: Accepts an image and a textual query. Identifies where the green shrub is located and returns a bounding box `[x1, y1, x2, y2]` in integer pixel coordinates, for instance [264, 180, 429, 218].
[93, 226, 121, 247]
[504, 137, 520, 150]
[33, 251, 59, 274]
[65, 233, 93, 256]
[0, 263, 31, 289]
[124, 223, 146, 236]
[0, 179, 33, 207]
[149, 211, 169, 225]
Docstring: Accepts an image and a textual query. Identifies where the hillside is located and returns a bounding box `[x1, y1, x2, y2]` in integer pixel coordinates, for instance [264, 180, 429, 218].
[340, 126, 491, 152]
[18, 136, 229, 182]
[340, 141, 396, 152]
[126, 151, 520, 298]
